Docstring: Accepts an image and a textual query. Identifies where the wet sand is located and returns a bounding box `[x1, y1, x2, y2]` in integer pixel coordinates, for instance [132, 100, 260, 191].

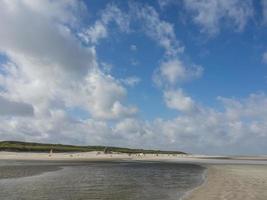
[184, 165, 267, 200]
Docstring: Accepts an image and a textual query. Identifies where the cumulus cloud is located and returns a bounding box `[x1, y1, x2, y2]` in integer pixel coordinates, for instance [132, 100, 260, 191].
[0, 0, 94, 78]
[111, 93, 267, 154]
[80, 22, 108, 44]
[0, 110, 111, 145]
[153, 58, 203, 87]
[80, 2, 194, 119]
[183, 0, 253, 35]
[218, 93, 267, 121]
[124, 3, 203, 115]
[135, 5, 204, 116]
[0, 0, 136, 121]
[77, 70, 138, 119]
[1, 91, 267, 154]
[152, 58, 202, 114]
[113, 118, 151, 145]
[163, 89, 197, 113]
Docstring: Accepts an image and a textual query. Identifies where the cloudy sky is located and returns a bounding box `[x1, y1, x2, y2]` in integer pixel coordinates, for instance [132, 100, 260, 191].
[1, 0, 267, 155]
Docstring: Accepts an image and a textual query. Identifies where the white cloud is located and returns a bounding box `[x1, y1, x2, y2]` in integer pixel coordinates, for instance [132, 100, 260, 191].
[183, 0, 253, 35]
[1, 92, 267, 154]
[121, 76, 141, 87]
[78, 70, 138, 119]
[0, 0, 136, 121]
[100, 3, 130, 32]
[79, 4, 130, 44]
[79, 21, 108, 44]
[0, 0, 95, 79]
[131, 3, 184, 56]
[218, 93, 267, 121]
[0, 109, 111, 145]
[111, 93, 267, 154]
[153, 58, 203, 87]
[113, 118, 151, 145]
[81, 3, 183, 57]
[3, 0, 86, 28]
[135, 5, 204, 116]
[164, 89, 197, 113]
[80, 2, 183, 57]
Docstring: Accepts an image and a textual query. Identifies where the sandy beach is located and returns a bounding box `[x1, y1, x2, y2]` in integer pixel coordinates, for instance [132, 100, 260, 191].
[1, 152, 267, 200]
[1, 151, 266, 163]
[185, 165, 267, 200]
[0, 151, 188, 161]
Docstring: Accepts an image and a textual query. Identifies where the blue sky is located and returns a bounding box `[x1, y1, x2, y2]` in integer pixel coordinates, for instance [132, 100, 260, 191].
[1, 0, 267, 155]
[86, 0, 267, 118]
[90, 1, 267, 109]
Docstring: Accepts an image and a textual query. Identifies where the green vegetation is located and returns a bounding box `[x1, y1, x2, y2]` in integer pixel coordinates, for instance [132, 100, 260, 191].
[0, 141, 186, 154]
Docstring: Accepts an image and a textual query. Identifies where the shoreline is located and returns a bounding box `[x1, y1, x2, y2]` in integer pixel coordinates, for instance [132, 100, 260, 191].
[181, 165, 208, 200]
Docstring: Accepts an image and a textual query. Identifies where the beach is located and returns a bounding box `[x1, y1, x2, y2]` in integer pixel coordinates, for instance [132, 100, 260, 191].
[1, 151, 266, 163]
[1, 152, 267, 200]
[184, 165, 267, 200]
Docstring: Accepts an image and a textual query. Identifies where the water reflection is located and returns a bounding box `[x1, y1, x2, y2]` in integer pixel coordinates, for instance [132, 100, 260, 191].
[0, 161, 205, 200]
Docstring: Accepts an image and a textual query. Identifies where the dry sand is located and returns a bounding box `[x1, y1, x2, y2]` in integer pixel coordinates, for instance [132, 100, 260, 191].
[184, 165, 267, 200]
[1, 151, 266, 163]
[0, 151, 129, 161]
[0, 151, 188, 161]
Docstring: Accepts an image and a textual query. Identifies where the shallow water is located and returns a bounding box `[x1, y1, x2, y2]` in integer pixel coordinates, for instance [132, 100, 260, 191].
[0, 160, 205, 200]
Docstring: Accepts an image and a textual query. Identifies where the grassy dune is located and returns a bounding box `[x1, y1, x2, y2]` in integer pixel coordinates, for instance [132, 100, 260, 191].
[0, 141, 186, 154]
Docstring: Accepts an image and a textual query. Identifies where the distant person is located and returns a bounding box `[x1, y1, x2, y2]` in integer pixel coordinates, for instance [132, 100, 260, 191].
[49, 149, 53, 157]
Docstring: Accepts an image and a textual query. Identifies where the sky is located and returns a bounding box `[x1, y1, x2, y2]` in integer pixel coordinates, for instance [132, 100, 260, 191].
[0, 0, 267, 155]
